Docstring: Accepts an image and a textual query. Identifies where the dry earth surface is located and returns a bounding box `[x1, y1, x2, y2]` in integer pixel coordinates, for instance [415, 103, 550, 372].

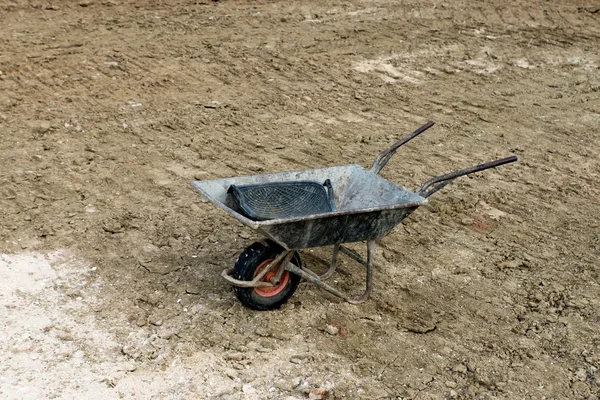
[1, 0, 599, 399]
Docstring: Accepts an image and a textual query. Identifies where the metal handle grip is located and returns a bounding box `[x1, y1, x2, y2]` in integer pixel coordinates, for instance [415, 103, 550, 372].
[418, 155, 518, 198]
[370, 121, 435, 175]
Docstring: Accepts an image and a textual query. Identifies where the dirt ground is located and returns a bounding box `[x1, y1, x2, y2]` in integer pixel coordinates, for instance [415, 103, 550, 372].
[1, 0, 599, 398]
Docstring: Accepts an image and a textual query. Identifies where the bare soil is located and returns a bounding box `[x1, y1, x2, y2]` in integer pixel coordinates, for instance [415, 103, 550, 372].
[1, 0, 599, 399]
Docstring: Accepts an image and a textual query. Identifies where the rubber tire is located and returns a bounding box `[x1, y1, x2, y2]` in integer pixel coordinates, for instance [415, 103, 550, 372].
[232, 240, 302, 311]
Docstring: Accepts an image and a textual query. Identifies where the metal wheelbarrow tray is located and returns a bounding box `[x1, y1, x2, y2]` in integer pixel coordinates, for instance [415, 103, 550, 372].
[192, 121, 517, 310]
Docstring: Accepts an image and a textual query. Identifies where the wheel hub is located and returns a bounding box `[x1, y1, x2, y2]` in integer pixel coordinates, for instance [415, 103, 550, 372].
[253, 259, 290, 297]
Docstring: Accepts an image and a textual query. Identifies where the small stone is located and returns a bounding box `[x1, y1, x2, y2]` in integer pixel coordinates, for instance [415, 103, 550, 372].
[475, 371, 492, 387]
[445, 381, 457, 388]
[246, 342, 261, 351]
[57, 331, 74, 341]
[323, 324, 339, 335]
[242, 384, 256, 394]
[309, 388, 327, 400]
[255, 327, 270, 337]
[461, 217, 474, 226]
[572, 381, 590, 397]
[224, 352, 245, 361]
[146, 291, 163, 306]
[157, 328, 179, 340]
[66, 289, 82, 298]
[291, 377, 301, 389]
[121, 346, 140, 359]
[39, 121, 51, 132]
[223, 368, 237, 379]
[453, 265, 470, 275]
[238, 231, 251, 239]
[193, 171, 209, 180]
[297, 380, 311, 394]
[453, 364, 468, 374]
[32, 121, 51, 134]
[275, 378, 299, 392]
[103, 221, 123, 233]
[185, 286, 200, 295]
[449, 389, 458, 398]
[147, 309, 165, 325]
[499, 259, 522, 270]
[575, 368, 587, 381]
[290, 357, 303, 364]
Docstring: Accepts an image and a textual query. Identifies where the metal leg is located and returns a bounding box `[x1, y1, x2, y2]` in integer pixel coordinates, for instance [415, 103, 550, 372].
[319, 244, 340, 280]
[346, 240, 374, 304]
[284, 240, 376, 304]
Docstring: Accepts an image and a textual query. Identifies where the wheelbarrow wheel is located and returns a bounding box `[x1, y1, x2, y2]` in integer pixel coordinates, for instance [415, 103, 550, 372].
[232, 240, 302, 311]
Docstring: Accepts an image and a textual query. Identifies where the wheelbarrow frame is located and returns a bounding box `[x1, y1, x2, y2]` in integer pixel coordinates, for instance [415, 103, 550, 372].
[192, 121, 517, 305]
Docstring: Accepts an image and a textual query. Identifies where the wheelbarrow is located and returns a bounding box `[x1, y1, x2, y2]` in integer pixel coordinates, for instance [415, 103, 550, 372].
[192, 121, 517, 310]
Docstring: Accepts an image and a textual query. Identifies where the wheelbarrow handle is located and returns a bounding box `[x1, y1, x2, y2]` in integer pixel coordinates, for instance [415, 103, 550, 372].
[417, 155, 518, 198]
[370, 121, 435, 175]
